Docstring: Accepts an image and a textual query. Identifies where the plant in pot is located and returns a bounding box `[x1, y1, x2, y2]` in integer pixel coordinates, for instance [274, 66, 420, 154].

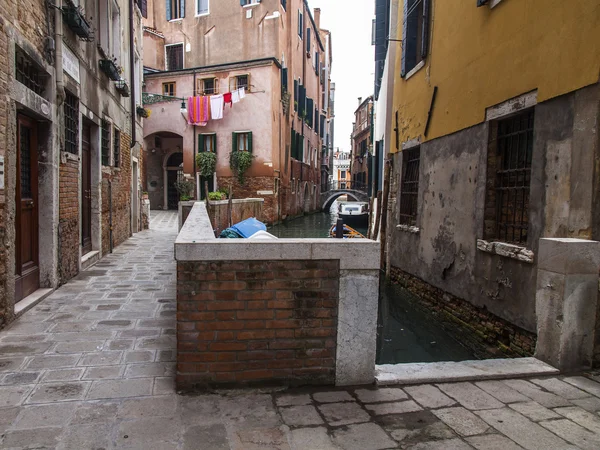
[136, 106, 151, 118]
[229, 151, 255, 185]
[174, 178, 195, 202]
[208, 191, 226, 201]
[195, 151, 217, 179]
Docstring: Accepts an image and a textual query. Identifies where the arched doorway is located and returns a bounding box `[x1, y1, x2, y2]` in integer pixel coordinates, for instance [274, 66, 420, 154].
[165, 152, 183, 210]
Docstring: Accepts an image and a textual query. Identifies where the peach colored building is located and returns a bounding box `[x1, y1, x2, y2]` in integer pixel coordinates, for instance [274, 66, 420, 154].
[141, 0, 333, 224]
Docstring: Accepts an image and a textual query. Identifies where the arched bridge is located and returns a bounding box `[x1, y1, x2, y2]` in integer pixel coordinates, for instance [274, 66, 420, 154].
[320, 181, 369, 210]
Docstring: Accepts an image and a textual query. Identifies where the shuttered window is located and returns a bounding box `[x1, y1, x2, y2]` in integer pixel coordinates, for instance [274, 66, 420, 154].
[293, 79, 299, 111]
[198, 133, 217, 153]
[196, 0, 208, 15]
[306, 28, 311, 53]
[232, 132, 252, 153]
[306, 98, 314, 127]
[401, 0, 430, 77]
[113, 129, 121, 167]
[165, 44, 184, 70]
[166, 0, 185, 20]
[298, 10, 303, 38]
[298, 85, 306, 118]
[281, 68, 288, 94]
[101, 120, 110, 166]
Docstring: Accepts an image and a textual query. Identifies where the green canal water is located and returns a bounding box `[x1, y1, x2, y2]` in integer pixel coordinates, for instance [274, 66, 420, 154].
[268, 200, 478, 364]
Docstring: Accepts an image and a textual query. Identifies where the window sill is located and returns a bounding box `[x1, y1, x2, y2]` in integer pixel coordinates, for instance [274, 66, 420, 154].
[168, 18, 184, 23]
[477, 239, 534, 263]
[396, 224, 420, 234]
[404, 60, 425, 81]
[195, 12, 210, 17]
[243, 2, 260, 8]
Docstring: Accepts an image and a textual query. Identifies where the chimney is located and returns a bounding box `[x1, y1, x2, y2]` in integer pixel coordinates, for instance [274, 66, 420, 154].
[358, 97, 362, 106]
[314, 8, 321, 29]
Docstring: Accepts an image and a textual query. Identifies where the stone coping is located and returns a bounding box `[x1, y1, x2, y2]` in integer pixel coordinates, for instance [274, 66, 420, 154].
[476, 239, 534, 263]
[208, 198, 265, 205]
[375, 357, 559, 386]
[175, 202, 381, 271]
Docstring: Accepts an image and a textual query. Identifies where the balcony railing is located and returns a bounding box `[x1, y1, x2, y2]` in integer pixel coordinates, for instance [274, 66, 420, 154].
[324, 180, 368, 192]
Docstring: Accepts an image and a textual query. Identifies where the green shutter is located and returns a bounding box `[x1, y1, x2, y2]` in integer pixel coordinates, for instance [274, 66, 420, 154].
[299, 135, 304, 161]
[294, 80, 298, 111]
[291, 129, 296, 159]
[247, 132, 253, 153]
[232, 132, 237, 153]
[198, 134, 205, 153]
[213, 134, 217, 154]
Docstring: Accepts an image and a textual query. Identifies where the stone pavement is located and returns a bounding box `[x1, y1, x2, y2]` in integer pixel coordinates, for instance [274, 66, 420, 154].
[2, 211, 600, 449]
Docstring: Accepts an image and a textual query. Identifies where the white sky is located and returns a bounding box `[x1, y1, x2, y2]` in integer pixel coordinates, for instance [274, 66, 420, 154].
[309, 0, 375, 153]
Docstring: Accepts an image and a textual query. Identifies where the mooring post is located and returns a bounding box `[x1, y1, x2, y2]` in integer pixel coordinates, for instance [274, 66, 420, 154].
[335, 218, 344, 238]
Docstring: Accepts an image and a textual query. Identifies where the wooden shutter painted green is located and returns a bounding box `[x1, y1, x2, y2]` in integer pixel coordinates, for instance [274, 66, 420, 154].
[247, 132, 253, 153]
[306, 28, 311, 53]
[320, 114, 325, 139]
[299, 85, 306, 117]
[298, 11, 303, 38]
[400, 0, 408, 77]
[422, 0, 430, 59]
[291, 129, 296, 159]
[299, 135, 304, 161]
[306, 98, 314, 127]
[281, 68, 288, 94]
[294, 79, 298, 111]
[198, 134, 205, 153]
[232, 132, 238, 153]
[213, 134, 217, 153]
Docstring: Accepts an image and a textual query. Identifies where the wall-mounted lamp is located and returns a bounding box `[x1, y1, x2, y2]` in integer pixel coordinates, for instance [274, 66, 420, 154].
[180, 100, 187, 119]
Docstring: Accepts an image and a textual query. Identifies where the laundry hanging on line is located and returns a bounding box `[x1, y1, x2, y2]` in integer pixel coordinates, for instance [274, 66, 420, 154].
[187, 88, 246, 125]
[188, 96, 211, 126]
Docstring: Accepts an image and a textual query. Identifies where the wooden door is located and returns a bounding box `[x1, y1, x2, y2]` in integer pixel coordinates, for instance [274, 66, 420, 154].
[15, 115, 39, 302]
[81, 121, 92, 254]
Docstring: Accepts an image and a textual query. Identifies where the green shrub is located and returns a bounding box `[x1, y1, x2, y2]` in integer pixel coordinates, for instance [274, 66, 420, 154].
[229, 151, 254, 185]
[195, 151, 217, 178]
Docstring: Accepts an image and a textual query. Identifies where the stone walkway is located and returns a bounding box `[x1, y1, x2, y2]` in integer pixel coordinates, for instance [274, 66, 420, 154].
[2, 211, 600, 449]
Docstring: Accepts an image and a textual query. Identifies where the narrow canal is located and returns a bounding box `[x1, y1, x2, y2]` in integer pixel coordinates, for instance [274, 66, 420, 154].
[268, 200, 478, 365]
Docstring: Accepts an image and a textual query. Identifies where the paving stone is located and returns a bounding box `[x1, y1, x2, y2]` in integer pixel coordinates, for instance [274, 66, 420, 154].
[117, 416, 181, 448]
[156, 349, 176, 362]
[0, 427, 63, 449]
[78, 351, 123, 366]
[563, 376, 600, 398]
[1, 371, 40, 385]
[0, 385, 34, 407]
[218, 394, 281, 429]
[135, 336, 176, 350]
[530, 377, 590, 399]
[71, 401, 119, 424]
[183, 424, 229, 450]
[0, 342, 53, 355]
[124, 350, 156, 363]
[153, 376, 175, 395]
[466, 434, 525, 450]
[318, 401, 370, 426]
[51, 321, 95, 332]
[118, 395, 178, 418]
[539, 418, 600, 450]
[554, 406, 600, 434]
[288, 427, 340, 450]
[51, 330, 115, 341]
[475, 407, 577, 450]
[355, 387, 408, 403]
[5, 322, 53, 334]
[230, 426, 290, 450]
[26, 381, 90, 403]
[375, 410, 454, 444]
[13, 403, 76, 429]
[313, 391, 354, 403]
[408, 438, 475, 450]
[0, 357, 26, 373]
[96, 319, 134, 328]
[106, 339, 135, 350]
[25, 354, 81, 370]
[475, 380, 530, 403]
[0, 407, 20, 432]
[432, 406, 490, 436]
[57, 423, 114, 450]
[570, 396, 600, 413]
[502, 379, 572, 408]
[83, 365, 124, 380]
[53, 340, 105, 353]
[508, 401, 560, 421]
[365, 400, 422, 416]
[87, 378, 154, 399]
[280, 404, 324, 426]
[405, 384, 456, 409]
[124, 362, 174, 378]
[332, 422, 397, 450]
[276, 393, 313, 407]
[437, 382, 504, 410]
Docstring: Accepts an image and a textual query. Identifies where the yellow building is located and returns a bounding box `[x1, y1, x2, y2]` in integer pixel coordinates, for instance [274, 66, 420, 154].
[386, 0, 600, 357]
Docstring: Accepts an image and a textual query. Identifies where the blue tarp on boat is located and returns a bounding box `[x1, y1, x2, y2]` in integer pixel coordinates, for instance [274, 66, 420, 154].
[230, 217, 267, 238]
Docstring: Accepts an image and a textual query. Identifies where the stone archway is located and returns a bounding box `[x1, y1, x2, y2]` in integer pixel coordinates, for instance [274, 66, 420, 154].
[143, 131, 184, 210]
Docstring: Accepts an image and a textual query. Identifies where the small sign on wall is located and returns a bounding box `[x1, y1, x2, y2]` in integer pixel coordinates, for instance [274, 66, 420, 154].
[62, 45, 80, 83]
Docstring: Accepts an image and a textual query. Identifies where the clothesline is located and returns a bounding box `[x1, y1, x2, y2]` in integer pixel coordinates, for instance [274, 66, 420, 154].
[187, 87, 247, 126]
[167, 84, 264, 98]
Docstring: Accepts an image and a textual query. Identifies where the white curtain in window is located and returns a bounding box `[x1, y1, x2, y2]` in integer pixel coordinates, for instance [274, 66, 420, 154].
[198, 0, 208, 14]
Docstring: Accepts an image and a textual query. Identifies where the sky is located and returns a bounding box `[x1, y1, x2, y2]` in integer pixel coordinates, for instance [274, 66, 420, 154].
[309, 0, 375, 153]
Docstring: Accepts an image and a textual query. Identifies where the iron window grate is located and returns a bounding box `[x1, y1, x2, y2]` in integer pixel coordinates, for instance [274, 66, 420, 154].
[64, 92, 79, 154]
[399, 147, 420, 226]
[101, 120, 110, 166]
[165, 44, 183, 71]
[493, 110, 534, 245]
[15, 48, 46, 96]
[113, 129, 121, 167]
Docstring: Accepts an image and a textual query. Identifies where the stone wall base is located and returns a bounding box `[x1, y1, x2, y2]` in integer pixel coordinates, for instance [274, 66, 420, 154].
[389, 266, 536, 358]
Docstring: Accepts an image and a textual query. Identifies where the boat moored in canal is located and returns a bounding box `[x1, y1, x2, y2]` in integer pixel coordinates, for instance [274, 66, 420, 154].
[337, 201, 369, 227]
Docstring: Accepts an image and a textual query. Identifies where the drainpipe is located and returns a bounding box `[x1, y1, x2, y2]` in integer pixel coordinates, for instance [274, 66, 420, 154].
[54, 0, 65, 104]
[129, 0, 136, 149]
[108, 180, 113, 253]
[193, 70, 197, 197]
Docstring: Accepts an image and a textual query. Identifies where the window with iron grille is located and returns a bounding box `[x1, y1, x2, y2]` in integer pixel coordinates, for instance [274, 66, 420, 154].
[399, 147, 420, 226]
[64, 91, 79, 154]
[165, 43, 184, 70]
[15, 47, 47, 97]
[484, 110, 534, 245]
[101, 120, 110, 166]
[113, 129, 121, 167]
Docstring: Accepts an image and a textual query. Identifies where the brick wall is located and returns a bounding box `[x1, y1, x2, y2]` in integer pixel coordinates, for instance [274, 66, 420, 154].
[218, 176, 278, 224]
[390, 266, 537, 358]
[101, 133, 132, 254]
[58, 158, 80, 283]
[176, 260, 339, 390]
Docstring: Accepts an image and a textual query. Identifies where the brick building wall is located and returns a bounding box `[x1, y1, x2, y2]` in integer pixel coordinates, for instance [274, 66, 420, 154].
[177, 260, 339, 390]
[389, 266, 537, 358]
[218, 176, 278, 225]
[101, 133, 132, 254]
[58, 158, 80, 283]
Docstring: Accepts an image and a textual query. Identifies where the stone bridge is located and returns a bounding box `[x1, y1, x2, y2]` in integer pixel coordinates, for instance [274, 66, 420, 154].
[320, 182, 369, 210]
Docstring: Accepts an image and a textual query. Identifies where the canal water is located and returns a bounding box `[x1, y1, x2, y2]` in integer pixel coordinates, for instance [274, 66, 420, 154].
[268, 199, 478, 364]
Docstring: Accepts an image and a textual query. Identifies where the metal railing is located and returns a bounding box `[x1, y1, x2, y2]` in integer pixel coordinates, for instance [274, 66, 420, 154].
[324, 180, 368, 192]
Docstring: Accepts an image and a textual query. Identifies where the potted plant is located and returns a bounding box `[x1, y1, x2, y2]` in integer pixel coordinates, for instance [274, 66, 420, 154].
[174, 178, 195, 201]
[229, 151, 255, 185]
[99, 58, 121, 81]
[115, 79, 130, 97]
[62, 0, 93, 40]
[195, 151, 217, 178]
[208, 191, 226, 201]
[136, 106, 151, 118]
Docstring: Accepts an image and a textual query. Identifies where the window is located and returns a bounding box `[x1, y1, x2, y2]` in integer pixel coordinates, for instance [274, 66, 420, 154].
[162, 82, 176, 96]
[135, 0, 148, 18]
[232, 132, 252, 152]
[399, 147, 420, 226]
[101, 120, 111, 166]
[240, 0, 260, 5]
[292, 178, 295, 193]
[298, 10, 303, 38]
[165, 43, 184, 70]
[484, 110, 534, 245]
[199, 78, 218, 95]
[99, 0, 110, 52]
[166, 0, 185, 20]
[15, 47, 47, 96]
[64, 91, 79, 155]
[306, 27, 311, 53]
[196, 0, 208, 15]
[198, 133, 216, 152]
[401, 0, 430, 77]
[340, 170, 346, 179]
[280, 0, 286, 10]
[111, 2, 121, 63]
[229, 74, 250, 92]
[113, 128, 121, 167]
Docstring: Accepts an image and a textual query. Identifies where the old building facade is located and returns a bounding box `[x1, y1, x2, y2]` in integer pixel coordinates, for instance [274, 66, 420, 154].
[351, 96, 373, 192]
[385, 0, 600, 355]
[0, 0, 145, 328]
[141, 0, 333, 224]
